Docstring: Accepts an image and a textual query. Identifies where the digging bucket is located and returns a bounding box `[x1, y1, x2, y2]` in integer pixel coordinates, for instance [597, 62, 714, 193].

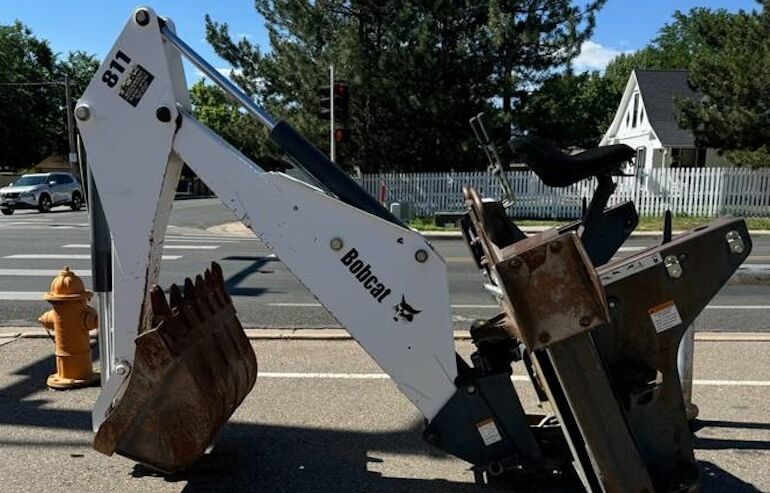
[93, 262, 258, 472]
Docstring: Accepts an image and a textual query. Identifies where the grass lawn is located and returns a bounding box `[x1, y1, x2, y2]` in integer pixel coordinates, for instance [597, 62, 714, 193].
[410, 215, 770, 232]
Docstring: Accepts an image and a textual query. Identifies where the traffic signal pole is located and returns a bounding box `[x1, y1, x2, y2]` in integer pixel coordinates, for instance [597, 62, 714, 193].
[329, 64, 335, 162]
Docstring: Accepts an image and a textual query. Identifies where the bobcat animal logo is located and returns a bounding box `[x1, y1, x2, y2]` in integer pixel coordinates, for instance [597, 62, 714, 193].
[393, 296, 421, 323]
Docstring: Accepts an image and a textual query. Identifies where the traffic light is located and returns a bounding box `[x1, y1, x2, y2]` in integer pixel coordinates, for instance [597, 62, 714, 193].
[317, 86, 331, 120]
[334, 127, 348, 144]
[333, 81, 348, 120]
[316, 81, 349, 121]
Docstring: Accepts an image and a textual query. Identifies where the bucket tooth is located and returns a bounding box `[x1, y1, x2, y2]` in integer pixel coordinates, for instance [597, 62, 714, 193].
[93, 262, 257, 473]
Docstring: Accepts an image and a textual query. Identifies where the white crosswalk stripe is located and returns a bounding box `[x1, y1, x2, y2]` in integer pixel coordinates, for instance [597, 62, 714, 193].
[4, 254, 183, 260]
[0, 269, 92, 277]
[62, 243, 220, 250]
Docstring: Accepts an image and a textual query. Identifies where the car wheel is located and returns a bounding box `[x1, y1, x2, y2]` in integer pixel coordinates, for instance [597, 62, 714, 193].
[38, 194, 52, 213]
[70, 192, 83, 211]
[1, 208, 12, 216]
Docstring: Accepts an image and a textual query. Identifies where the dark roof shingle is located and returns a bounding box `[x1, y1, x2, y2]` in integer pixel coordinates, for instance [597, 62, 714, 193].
[635, 69, 698, 147]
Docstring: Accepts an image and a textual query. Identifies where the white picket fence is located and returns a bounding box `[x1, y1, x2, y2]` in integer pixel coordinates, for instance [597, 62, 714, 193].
[358, 167, 770, 218]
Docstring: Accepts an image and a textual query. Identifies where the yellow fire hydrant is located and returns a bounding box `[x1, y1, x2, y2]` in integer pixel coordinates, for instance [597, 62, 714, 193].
[38, 266, 99, 389]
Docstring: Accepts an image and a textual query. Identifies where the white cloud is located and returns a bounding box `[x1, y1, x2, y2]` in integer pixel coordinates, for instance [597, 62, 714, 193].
[572, 40, 629, 72]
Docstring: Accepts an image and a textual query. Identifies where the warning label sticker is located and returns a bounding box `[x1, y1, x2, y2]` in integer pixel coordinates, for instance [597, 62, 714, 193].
[648, 300, 683, 333]
[600, 253, 662, 285]
[119, 64, 154, 107]
[476, 418, 503, 446]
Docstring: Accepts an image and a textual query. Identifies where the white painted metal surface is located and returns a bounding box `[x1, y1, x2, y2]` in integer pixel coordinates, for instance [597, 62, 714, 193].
[76, 7, 457, 428]
[75, 8, 189, 428]
[174, 115, 457, 419]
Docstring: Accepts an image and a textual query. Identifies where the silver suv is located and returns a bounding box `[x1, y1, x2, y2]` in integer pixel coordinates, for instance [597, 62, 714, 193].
[0, 172, 84, 215]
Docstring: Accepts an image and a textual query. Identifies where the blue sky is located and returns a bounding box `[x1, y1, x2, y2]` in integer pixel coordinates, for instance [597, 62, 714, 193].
[0, 0, 761, 83]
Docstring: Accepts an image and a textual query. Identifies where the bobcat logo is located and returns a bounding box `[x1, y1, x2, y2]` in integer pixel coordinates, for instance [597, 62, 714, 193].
[393, 296, 421, 323]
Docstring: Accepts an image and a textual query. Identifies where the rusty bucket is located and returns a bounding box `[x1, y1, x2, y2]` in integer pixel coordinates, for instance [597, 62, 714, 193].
[93, 262, 257, 472]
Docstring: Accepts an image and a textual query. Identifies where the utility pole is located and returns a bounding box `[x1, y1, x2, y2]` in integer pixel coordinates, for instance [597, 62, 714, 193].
[64, 76, 79, 178]
[329, 64, 335, 162]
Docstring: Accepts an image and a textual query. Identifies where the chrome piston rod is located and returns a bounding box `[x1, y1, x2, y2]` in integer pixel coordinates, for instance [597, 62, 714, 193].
[159, 24, 276, 131]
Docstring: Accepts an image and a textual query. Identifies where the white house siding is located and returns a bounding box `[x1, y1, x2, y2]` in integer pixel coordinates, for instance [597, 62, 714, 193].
[603, 85, 662, 170]
[600, 70, 733, 170]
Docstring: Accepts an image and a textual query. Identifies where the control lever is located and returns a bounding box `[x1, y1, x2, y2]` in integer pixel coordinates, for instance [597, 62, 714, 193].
[662, 209, 672, 244]
[469, 112, 514, 207]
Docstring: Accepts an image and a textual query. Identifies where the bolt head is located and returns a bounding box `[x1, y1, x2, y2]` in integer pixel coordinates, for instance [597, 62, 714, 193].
[415, 249, 429, 263]
[156, 106, 172, 122]
[465, 384, 477, 395]
[330, 237, 343, 251]
[579, 316, 592, 327]
[74, 105, 91, 121]
[549, 241, 562, 252]
[508, 257, 522, 269]
[135, 8, 150, 26]
[538, 332, 552, 344]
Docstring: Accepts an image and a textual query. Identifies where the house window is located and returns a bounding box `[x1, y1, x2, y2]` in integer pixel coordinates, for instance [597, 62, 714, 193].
[639, 108, 644, 124]
[632, 93, 639, 128]
[697, 148, 707, 167]
[671, 148, 698, 167]
[626, 112, 630, 127]
[636, 147, 646, 168]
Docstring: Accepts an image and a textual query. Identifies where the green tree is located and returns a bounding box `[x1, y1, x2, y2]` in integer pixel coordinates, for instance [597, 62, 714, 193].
[189, 80, 284, 168]
[0, 22, 98, 169]
[677, 3, 770, 168]
[203, 0, 604, 172]
[513, 7, 738, 150]
[513, 70, 616, 148]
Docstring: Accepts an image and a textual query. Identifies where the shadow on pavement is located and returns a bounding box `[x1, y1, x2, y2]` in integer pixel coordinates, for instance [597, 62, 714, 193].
[699, 461, 762, 493]
[693, 419, 770, 451]
[131, 421, 571, 493]
[0, 350, 765, 492]
[222, 256, 277, 297]
[0, 341, 93, 431]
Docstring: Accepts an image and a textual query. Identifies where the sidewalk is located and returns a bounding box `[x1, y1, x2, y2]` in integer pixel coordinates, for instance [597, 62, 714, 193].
[0, 337, 768, 492]
[208, 221, 770, 239]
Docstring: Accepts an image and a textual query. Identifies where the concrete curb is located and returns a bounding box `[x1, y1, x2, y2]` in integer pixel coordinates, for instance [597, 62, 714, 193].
[2, 327, 769, 342]
[207, 221, 770, 239]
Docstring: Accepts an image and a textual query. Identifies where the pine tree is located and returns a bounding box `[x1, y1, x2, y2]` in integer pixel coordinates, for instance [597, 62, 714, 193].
[203, 0, 604, 172]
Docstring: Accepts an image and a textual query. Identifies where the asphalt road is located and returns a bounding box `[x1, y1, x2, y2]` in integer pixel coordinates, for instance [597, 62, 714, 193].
[0, 337, 767, 492]
[0, 199, 768, 331]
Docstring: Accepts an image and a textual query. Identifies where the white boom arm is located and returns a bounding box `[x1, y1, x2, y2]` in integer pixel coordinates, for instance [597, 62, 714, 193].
[77, 7, 457, 429]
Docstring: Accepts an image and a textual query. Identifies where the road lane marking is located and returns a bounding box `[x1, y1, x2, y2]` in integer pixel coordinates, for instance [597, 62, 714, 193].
[163, 237, 240, 243]
[62, 243, 219, 250]
[0, 269, 92, 276]
[705, 305, 770, 310]
[268, 302, 769, 311]
[259, 372, 770, 386]
[3, 254, 182, 260]
[693, 380, 770, 386]
[0, 225, 76, 230]
[0, 292, 45, 301]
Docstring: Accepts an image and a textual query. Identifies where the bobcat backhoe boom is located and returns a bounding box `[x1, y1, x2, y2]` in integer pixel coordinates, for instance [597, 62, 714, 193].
[79, 7, 458, 430]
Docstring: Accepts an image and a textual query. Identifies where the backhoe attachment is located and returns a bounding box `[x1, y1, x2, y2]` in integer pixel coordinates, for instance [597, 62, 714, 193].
[93, 263, 257, 472]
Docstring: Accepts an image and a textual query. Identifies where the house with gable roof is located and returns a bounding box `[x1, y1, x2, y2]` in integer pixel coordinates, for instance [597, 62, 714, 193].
[600, 69, 730, 170]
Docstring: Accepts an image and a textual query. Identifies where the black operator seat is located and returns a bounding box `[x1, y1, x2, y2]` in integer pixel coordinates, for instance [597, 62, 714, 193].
[509, 135, 635, 188]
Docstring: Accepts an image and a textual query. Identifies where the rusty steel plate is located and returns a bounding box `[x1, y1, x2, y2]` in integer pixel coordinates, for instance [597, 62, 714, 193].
[494, 232, 610, 351]
[93, 262, 257, 472]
